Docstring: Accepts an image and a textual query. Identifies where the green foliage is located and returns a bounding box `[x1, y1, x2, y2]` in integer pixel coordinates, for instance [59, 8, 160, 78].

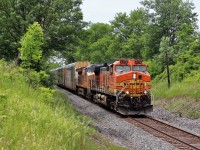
[111, 12, 129, 42]
[76, 8, 152, 63]
[145, 0, 200, 80]
[18, 22, 44, 68]
[141, 0, 197, 44]
[152, 71, 200, 100]
[166, 24, 200, 81]
[0, 0, 84, 61]
[121, 33, 142, 58]
[140, 0, 198, 64]
[76, 1, 198, 68]
[0, 90, 8, 122]
[159, 37, 173, 56]
[141, 24, 162, 59]
[39, 87, 55, 103]
[145, 60, 163, 78]
[75, 23, 115, 63]
[87, 23, 113, 43]
[152, 75, 200, 118]
[89, 36, 115, 63]
[111, 9, 150, 59]
[0, 60, 124, 149]
[174, 24, 196, 52]
[1, 0, 199, 84]
[155, 48, 200, 82]
[18, 22, 47, 89]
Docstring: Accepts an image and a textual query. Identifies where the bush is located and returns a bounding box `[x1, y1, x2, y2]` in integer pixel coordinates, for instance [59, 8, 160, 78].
[145, 60, 163, 78]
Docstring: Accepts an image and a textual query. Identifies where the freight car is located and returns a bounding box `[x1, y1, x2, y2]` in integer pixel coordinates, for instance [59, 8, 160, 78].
[53, 59, 153, 115]
[53, 61, 90, 89]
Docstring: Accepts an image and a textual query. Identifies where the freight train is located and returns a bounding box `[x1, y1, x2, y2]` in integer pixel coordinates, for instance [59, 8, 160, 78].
[53, 59, 153, 115]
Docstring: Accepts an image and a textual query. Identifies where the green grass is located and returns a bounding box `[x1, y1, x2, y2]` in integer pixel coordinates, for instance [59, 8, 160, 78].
[0, 60, 126, 150]
[152, 76, 200, 119]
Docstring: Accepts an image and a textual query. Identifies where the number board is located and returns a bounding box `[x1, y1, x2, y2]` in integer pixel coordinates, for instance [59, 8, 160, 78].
[120, 59, 128, 65]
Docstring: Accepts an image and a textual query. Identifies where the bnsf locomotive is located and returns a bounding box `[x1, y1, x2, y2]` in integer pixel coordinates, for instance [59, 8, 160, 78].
[53, 59, 153, 115]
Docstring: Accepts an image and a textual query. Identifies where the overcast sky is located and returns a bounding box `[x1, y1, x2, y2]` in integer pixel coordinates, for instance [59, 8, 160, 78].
[81, 0, 200, 28]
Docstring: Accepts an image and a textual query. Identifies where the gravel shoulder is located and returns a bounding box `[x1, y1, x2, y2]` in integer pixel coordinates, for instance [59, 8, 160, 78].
[57, 86, 200, 150]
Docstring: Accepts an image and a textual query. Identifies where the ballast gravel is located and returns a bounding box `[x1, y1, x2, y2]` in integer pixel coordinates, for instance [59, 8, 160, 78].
[150, 107, 200, 136]
[57, 87, 200, 150]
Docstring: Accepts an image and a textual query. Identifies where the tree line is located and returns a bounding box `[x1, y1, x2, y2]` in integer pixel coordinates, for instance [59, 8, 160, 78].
[0, 0, 200, 86]
[75, 0, 200, 84]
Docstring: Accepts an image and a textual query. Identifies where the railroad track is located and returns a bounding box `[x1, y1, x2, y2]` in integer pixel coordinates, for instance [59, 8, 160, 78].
[59, 87, 200, 149]
[126, 116, 200, 150]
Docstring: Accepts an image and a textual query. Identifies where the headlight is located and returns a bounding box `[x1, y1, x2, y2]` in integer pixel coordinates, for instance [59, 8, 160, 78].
[126, 91, 129, 94]
[144, 90, 147, 94]
[133, 73, 136, 79]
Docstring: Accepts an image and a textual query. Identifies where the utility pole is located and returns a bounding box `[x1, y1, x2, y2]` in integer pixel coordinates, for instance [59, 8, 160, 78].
[165, 51, 170, 89]
[159, 36, 171, 89]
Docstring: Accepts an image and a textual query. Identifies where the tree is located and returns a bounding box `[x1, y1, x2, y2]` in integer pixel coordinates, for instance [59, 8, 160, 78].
[110, 9, 148, 59]
[87, 23, 113, 43]
[0, 0, 84, 61]
[141, 0, 198, 58]
[111, 12, 129, 42]
[18, 22, 44, 68]
[175, 24, 197, 54]
[89, 35, 115, 63]
[121, 8, 149, 59]
[121, 33, 143, 58]
[170, 25, 200, 81]
[18, 22, 44, 90]
[75, 23, 114, 63]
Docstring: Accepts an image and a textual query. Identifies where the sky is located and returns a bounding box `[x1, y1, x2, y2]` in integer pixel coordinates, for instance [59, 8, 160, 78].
[81, 0, 200, 27]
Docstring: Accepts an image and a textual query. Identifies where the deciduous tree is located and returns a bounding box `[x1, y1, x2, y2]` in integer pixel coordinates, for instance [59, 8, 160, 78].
[18, 22, 44, 69]
[18, 22, 45, 90]
[141, 0, 197, 48]
[0, 0, 84, 61]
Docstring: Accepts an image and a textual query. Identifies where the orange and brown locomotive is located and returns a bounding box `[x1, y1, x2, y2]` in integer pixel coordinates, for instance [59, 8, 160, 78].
[53, 59, 153, 115]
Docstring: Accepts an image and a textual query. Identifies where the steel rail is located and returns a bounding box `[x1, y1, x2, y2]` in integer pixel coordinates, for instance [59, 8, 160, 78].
[126, 116, 200, 150]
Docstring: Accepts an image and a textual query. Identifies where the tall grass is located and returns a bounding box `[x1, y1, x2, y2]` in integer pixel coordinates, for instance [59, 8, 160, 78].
[0, 60, 125, 150]
[152, 79, 200, 101]
[152, 75, 200, 118]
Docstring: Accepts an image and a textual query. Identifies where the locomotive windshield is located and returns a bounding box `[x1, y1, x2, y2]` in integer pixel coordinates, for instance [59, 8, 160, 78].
[116, 65, 130, 73]
[133, 65, 147, 72]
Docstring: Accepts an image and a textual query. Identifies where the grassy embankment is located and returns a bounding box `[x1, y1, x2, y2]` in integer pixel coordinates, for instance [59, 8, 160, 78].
[152, 75, 200, 119]
[0, 60, 125, 150]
